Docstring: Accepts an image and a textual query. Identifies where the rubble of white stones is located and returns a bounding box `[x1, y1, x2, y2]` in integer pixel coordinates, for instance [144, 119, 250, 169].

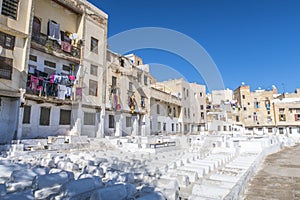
[0, 134, 296, 200]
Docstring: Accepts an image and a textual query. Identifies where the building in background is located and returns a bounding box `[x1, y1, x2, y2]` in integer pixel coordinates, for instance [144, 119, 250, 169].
[105, 51, 154, 137]
[159, 79, 207, 134]
[233, 85, 278, 135]
[149, 83, 182, 135]
[272, 89, 300, 137]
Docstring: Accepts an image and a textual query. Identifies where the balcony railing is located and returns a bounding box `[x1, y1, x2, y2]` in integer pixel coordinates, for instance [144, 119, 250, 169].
[31, 33, 81, 59]
[25, 74, 78, 104]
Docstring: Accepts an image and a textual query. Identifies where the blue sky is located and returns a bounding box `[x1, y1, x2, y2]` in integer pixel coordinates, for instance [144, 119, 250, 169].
[90, 0, 300, 93]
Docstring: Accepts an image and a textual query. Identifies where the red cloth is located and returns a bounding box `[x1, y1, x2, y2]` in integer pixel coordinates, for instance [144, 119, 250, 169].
[61, 41, 72, 53]
[68, 75, 76, 81]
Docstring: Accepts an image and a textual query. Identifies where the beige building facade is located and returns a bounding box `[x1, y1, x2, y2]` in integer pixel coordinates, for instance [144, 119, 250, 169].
[159, 79, 207, 134]
[233, 85, 278, 134]
[104, 51, 153, 137]
[0, 0, 33, 143]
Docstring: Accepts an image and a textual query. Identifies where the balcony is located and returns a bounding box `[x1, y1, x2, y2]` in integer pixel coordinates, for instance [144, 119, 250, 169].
[31, 33, 81, 62]
[25, 73, 80, 105]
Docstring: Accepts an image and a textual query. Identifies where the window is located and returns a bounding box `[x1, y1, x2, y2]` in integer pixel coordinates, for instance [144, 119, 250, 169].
[59, 109, 71, 125]
[295, 114, 300, 121]
[129, 82, 133, 91]
[0, 56, 13, 80]
[188, 108, 190, 118]
[168, 106, 172, 116]
[254, 99, 260, 108]
[40, 107, 51, 126]
[184, 108, 187, 117]
[62, 65, 71, 72]
[279, 108, 285, 113]
[201, 112, 204, 120]
[172, 123, 174, 132]
[22, 105, 31, 124]
[44, 60, 56, 68]
[163, 123, 166, 131]
[253, 112, 258, 121]
[90, 37, 98, 53]
[89, 80, 98, 96]
[84, 112, 95, 125]
[224, 126, 227, 131]
[109, 115, 114, 128]
[186, 89, 189, 97]
[126, 117, 131, 127]
[137, 72, 142, 83]
[217, 126, 221, 131]
[144, 75, 148, 85]
[200, 92, 203, 97]
[90, 64, 98, 76]
[157, 104, 160, 114]
[200, 105, 204, 110]
[242, 95, 245, 99]
[43, 67, 55, 76]
[268, 128, 273, 133]
[279, 114, 286, 121]
[141, 96, 145, 107]
[29, 55, 37, 62]
[32, 17, 41, 38]
[112, 76, 117, 88]
[243, 107, 247, 111]
[158, 122, 161, 131]
[0, 31, 15, 50]
[265, 100, 270, 110]
[267, 111, 270, 115]
[267, 116, 272, 122]
[119, 58, 124, 67]
[279, 128, 284, 134]
[236, 116, 240, 122]
[1, 0, 19, 20]
[296, 109, 300, 113]
[173, 107, 176, 117]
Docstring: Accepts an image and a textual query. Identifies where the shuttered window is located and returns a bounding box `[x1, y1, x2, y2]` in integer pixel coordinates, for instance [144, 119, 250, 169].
[0, 56, 13, 80]
[40, 107, 51, 126]
[1, 0, 19, 20]
[0, 31, 15, 50]
[59, 109, 71, 125]
[84, 112, 95, 125]
[22, 105, 31, 124]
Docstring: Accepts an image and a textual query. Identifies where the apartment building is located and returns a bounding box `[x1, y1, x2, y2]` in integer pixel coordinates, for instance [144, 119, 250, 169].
[233, 85, 278, 134]
[149, 83, 182, 135]
[160, 79, 207, 134]
[20, 0, 108, 139]
[272, 89, 300, 136]
[0, 0, 33, 144]
[104, 51, 153, 137]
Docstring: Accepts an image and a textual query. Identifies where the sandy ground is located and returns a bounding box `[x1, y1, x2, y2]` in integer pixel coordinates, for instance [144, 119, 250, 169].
[243, 144, 300, 200]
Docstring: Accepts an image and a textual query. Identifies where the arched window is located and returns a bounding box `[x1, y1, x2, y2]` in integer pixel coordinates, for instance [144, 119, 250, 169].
[32, 17, 41, 38]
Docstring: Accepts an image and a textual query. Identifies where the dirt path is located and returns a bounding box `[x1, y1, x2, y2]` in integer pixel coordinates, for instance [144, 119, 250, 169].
[242, 144, 300, 200]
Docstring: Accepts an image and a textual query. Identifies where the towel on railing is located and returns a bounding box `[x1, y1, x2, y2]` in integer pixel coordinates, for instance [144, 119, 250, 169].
[61, 41, 72, 53]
